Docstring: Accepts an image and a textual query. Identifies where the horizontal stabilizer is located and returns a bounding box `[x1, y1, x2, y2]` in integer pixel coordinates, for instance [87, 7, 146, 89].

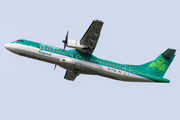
[162, 48, 176, 58]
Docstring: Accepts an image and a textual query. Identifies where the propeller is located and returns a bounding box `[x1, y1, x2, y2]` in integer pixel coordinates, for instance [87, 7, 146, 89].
[54, 64, 57, 71]
[54, 30, 69, 71]
[62, 30, 69, 51]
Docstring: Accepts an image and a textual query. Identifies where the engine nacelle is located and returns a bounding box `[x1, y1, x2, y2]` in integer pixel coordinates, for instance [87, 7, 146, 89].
[67, 40, 87, 49]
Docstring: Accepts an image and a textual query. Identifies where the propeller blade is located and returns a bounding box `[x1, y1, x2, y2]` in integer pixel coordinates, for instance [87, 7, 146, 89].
[54, 64, 57, 71]
[65, 30, 69, 41]
[62, 30, 69, 51]
[63, 43, 66, 51]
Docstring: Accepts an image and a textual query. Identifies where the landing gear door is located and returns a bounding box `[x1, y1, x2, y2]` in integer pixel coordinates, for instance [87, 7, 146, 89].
[73, 62, 81, 72]
[72, 50, 81, 72]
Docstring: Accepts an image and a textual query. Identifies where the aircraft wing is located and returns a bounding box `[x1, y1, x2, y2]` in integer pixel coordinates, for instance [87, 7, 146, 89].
[64, 70, 79, 81]
[78, 20, 103, 54]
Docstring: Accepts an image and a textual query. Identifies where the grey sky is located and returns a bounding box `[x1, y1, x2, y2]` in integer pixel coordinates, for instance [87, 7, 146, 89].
[1, 0, 180, 120]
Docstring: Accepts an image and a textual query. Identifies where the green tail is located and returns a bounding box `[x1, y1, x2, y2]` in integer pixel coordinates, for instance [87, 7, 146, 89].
[133, 48, 176, 77]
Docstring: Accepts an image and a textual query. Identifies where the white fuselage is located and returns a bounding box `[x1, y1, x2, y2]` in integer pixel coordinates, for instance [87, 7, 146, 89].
[5, 43, 154, 82]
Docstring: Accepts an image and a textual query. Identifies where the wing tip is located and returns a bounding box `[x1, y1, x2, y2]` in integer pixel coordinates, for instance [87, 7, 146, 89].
[94, 19, 103, 23]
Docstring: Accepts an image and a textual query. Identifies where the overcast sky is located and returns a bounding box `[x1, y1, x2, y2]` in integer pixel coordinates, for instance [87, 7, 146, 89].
[1, 0, 180, 120]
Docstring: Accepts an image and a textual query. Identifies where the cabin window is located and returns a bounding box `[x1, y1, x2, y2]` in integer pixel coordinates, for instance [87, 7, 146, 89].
[98, 61, 100, 63]
[81, 57, 83, 59]
[94, 60, 96, 62]
[64, 52, 66, 54]
[108, 64, 110, 65]
[111, 64, 113, 66]
[55, 50, 56, 52]
[88, 58, 90, 60]
[74, 55, 76, 57]
[118, 66, 119, 68]
[114, 65, 116, 67]
[91, 59, 93, 61]
[105, 63, 107, 65]
[68, 53, 69, 55]
[48, 48, 50, 50]
[51, 49, 53, 51]
[78, 56, 79, 58]
[101, 62, 103, 64]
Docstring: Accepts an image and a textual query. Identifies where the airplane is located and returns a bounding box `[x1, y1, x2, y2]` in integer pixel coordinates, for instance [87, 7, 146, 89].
[5, 20, 176, 83]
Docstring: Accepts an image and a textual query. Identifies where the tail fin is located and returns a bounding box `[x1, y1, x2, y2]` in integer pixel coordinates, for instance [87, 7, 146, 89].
[133, 48, 176, 77]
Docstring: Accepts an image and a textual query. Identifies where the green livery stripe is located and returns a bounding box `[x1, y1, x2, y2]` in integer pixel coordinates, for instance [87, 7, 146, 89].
[13, 39, 170, 83]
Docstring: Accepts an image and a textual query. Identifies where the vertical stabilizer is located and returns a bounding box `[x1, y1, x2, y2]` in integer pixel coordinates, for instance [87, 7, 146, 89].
[133, 48, 176, 77]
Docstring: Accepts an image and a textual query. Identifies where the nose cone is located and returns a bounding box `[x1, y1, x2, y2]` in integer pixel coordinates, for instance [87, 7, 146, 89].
[5, 43, 10, 50]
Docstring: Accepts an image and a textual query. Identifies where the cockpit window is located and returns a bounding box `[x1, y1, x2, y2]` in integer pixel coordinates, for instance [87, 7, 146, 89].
[15, 40, 18, 42]
[15, 40, 24, 42]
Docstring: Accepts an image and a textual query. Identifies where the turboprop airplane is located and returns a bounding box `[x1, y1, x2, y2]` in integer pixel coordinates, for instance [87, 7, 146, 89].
[5, 20, 176, 83]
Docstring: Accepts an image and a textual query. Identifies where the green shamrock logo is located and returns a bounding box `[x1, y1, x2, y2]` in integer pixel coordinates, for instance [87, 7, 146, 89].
[149, 58, 166, 71]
